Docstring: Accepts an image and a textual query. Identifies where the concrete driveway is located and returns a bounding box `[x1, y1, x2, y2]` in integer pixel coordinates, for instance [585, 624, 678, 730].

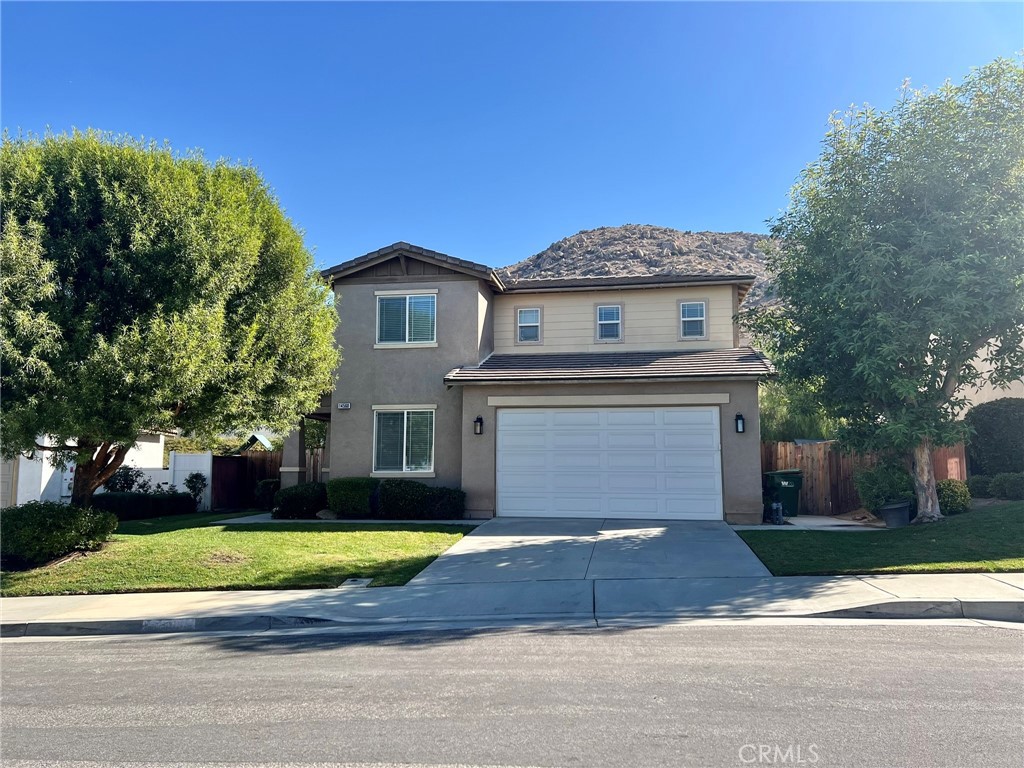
[409, 517, 771, 585]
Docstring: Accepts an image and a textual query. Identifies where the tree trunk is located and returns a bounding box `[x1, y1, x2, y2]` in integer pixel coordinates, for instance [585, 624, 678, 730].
[911, 439, 943, 523]
[70, 442, 131, 507]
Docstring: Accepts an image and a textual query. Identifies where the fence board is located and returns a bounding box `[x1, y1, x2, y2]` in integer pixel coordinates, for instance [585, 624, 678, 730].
[761, 441, 965, 516]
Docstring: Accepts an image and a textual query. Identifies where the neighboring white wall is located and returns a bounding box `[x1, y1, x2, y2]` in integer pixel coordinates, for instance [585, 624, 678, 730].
[493, 284, 736, 354]
[122, 433, 165, 469]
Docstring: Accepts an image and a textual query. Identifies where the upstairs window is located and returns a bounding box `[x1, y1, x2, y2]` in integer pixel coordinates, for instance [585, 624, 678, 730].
[680, 301, 707, 339]
[377, 294, 436, 344]
[516, 307, 542, 344]
[596, 304, 623, 342]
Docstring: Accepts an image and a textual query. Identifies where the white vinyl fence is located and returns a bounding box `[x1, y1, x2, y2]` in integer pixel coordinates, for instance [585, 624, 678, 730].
[168, 451, 213, 512]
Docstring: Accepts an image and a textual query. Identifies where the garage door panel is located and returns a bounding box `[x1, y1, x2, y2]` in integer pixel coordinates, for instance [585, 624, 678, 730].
[497, 407, 723, 520]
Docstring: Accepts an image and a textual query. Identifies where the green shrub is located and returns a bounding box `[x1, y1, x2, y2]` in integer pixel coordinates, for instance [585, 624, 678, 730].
[254, 479, 280, 511]
[90, 491, 197, 520]
[104, 466, 146, 493]
[326, 477, 380, 518]
[989, 472, 1024, 501]
[377, 479, 466, 519]
[964, 398, 1024, 475]
[967, 475, 991, 498]
[1, 501, 117, 569]
[936, 479, 972, 515]
[183, 472, 208, 507]
[853, 463, 914, 513]
[272, 482, 327, 519]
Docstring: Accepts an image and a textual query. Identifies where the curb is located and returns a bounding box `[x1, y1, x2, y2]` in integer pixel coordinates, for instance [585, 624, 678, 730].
[3, 600, 1021, 638]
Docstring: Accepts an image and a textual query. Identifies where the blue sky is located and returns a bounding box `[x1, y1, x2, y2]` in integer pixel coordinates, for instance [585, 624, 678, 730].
[2, 2, 1021, 269]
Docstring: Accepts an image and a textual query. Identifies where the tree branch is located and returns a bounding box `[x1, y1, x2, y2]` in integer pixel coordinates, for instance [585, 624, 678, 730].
[937, 334, 992, 403]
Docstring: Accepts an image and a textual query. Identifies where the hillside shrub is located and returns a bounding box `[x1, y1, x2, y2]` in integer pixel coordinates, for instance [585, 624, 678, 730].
[964, 398, 1024, 475]
[967, 475, 992, 498]
[936, 479, 971, 515]
[326, 478, 380, 518]
[853, 464, 914, 513]
[989, 472, 1024, 501]
[1, 501, 117, 569]
[254, 479, 280, 511]
[272, 482, 328, 519]
[377, 479, 466, 519]
[90, 491, 196, 520]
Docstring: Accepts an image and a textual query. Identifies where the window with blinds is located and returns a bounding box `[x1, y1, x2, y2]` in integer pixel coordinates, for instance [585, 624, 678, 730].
[596, 304, 622, 341]
[374, 410, 435, 473]
[680, 301, 707, 339]
[376, 294, 436, 344]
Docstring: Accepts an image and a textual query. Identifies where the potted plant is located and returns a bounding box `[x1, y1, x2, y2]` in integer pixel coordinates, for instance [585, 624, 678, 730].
[853, 463, 915, 528]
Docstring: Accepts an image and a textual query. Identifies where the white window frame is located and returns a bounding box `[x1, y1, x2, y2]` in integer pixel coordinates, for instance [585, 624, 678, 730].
[515, 306, 543, 345]
[375, 291, 437, 347]
[679, 300, 709, 341]
[371, 407, 436, 477]
[595, 303, 624, 343]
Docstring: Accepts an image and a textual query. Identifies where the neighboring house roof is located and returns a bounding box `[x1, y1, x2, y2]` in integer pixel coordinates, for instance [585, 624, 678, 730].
[444, 347, 775, 385]
[321, 242, 506, 288]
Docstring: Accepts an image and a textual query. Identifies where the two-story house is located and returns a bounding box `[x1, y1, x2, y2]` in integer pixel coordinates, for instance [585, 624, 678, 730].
[297, 242, 773, 524]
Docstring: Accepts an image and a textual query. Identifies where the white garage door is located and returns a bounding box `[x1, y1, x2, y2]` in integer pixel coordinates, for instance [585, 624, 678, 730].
[496, 407, 723, 520]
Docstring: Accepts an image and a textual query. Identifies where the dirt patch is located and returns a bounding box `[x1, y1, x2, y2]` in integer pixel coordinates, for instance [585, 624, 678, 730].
[204, 551, 248, 566]
[835, 508, 886, 528]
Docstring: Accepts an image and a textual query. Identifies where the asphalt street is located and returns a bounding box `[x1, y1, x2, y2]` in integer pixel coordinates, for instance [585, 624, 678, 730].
[2, 622, 1022, 768]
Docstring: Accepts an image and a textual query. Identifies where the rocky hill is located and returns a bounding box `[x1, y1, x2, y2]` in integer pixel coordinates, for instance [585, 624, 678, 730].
[503, 225, 773, 305]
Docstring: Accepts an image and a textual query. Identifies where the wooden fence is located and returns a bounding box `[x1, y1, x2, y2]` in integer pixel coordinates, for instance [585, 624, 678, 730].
[760, 441, 967, 516]
[210, 448, 329, 509]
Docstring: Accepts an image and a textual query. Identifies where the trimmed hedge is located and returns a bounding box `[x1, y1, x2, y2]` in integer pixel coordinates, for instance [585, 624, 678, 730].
[272, 482, 328, 519]
[853, 464, 914, 513]
[326, 477, 380, 518]
[936, 479, 971, 515]
[967, 475, 992, 498]
[1, 501, 117, 569]
[989, 472, 1024, 501]
[377, 479, 466, 519]
[965, 397, 1024, 475]
[254, 479, 280, 511]
[90, 491, 196, 520]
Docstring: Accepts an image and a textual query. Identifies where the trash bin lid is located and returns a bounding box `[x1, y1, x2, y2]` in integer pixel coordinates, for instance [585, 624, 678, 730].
[765, 469, 802, 476]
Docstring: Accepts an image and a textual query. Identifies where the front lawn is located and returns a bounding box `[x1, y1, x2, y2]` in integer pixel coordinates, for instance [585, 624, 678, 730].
[739, 502, 1024, 576]
[0, 512, 470, 597]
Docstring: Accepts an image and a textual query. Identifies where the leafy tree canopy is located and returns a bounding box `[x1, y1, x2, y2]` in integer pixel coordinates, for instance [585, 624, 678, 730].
[744, 58, 1024, 521]
[0, 130, 339, 502]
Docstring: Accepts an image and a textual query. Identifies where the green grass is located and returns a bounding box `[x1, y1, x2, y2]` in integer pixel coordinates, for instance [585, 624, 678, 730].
[0, 512, 470, 597]
[740, 502, 1024, 576]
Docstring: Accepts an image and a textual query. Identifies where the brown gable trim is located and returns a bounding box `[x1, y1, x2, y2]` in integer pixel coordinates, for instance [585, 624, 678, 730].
[322, 242, 505, 288]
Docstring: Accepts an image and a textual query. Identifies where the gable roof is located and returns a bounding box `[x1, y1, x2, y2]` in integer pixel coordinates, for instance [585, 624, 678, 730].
[321, 242, 505, 288]
[444, 347, 775, 385]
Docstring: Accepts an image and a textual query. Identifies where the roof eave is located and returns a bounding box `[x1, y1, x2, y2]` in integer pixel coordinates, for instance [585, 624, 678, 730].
[500, 276, 757, 294]
[444, 373, 773, 386]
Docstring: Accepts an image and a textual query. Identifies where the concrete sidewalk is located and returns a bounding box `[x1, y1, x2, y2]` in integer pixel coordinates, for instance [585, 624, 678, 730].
[3, 572, 1022, 637]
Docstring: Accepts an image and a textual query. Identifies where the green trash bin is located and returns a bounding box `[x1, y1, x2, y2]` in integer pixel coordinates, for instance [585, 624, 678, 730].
[765, 469, 804, 517]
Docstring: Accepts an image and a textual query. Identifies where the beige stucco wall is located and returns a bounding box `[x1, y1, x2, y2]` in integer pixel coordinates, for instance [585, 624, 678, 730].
[458, 379, 763, 524]
[493, 284, 736, 354]
[329, 273, 490, 487]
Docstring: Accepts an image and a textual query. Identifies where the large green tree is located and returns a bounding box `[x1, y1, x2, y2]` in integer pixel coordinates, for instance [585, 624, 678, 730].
[1, 131, 339, 505]
[745, 59, 1024, 522]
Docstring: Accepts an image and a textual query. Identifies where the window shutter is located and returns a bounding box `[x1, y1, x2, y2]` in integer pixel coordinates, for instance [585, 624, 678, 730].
[405, 411, 434, 471]
[378, 297, 407, 343]
[374, 412, 405, 471]
[407, 295, 436, 343]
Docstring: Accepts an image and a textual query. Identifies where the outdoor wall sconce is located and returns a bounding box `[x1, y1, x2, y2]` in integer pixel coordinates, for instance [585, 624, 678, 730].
[735, 413, 746, 434]
[473, 416, 484, 435]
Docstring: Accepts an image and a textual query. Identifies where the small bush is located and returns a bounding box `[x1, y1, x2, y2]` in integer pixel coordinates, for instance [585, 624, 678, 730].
[967, 475, 991, 498]
[254, 479, 280, 511]
[326, 478, 380, 518]
[104, 466, 146, 493]
[1, 501, 117, 569]
[90, 491, 196, 520]
[989, 472, 1024, 501]
[853, 463, 914, 513]
[272, 482, 328, 519]
[965, 397, 1024, 475]
[183, 472, 208, 507]
[377, 479, 466, 519]
[936, 479, 972, 515]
